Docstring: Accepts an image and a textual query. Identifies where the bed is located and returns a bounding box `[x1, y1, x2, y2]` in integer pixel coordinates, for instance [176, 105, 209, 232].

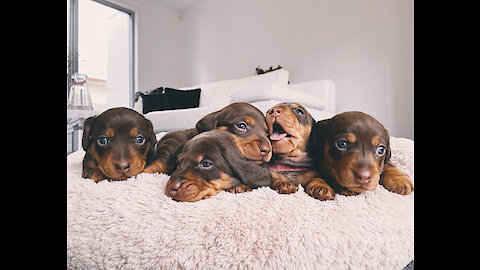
[67, 71, 414, 269]
[67, 134, 413, 269]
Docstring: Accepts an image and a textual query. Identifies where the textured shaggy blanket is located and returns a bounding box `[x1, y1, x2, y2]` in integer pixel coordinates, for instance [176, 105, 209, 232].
[67, 136, 414, 270]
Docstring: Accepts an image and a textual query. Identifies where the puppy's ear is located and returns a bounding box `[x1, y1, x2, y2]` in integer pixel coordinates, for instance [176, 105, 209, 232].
[82, 116, 97, 151]
[383, 129, 392, 164]
[196, 111, 218, 133]
[309, 118, 330, 157]
[220, 138, 272, 188]
[144, 118, 157, 159]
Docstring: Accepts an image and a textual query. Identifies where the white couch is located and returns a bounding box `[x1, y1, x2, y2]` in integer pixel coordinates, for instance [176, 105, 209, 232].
[136, 70, 336, 133]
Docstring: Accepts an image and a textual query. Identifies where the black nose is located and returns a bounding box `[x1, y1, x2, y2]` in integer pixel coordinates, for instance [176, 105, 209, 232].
[114, 161, 131, 173]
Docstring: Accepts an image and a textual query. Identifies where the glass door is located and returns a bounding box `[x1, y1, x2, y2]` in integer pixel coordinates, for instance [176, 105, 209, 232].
[67, 0, 135, 113]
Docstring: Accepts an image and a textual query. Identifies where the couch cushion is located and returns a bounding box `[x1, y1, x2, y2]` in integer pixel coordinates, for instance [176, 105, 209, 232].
[199, 69, 289, 107]
[230, 85, 325, 111]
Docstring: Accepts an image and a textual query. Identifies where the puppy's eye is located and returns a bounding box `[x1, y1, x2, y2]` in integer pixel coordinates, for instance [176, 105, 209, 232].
[295, 108, 305, 115]
[376, 145, 386, 155]
[97, 136, 109, 145]
[335, 138, 348, 150]
[268, 109, 274, 115]
[199, 160, 213, 169]
[134, 135, 145, 145]
[235, 122, 247, 131]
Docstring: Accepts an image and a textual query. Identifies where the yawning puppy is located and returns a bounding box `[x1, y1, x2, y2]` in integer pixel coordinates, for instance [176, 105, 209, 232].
[166, 130, 273, 202]
[81, 107, 157, 182]
[265, 102, 334, 200]
[310, 111, 414, 196]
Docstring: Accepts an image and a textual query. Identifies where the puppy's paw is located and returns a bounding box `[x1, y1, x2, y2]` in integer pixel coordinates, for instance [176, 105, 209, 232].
[143, 160, 168, 174]
[381, 164, 414, 195]
[305, 178, 335, 200]
[226, 184, 252, 194]
[382, 174, 414, 195]
[272, 179, 298, 194]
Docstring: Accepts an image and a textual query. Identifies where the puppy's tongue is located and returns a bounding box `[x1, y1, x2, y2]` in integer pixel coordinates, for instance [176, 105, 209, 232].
[270, 132, 287, 141]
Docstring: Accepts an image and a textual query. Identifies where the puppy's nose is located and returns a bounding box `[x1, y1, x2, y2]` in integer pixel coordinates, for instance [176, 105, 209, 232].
[259, 145, 271, 156]
[353, 169, 372, 184]
[114, 161, 131, 173]
[167, 179, 183, 196]
[269, 107, 282, 117]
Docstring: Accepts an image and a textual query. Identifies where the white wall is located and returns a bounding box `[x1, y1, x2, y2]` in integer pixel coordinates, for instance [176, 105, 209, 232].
[181, 0, 414, 139]
[109, 0, 413, 139]
[110, 0, 187, 93]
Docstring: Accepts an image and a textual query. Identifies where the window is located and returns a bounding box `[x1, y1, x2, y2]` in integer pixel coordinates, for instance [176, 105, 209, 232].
[67, 0, 135, 112]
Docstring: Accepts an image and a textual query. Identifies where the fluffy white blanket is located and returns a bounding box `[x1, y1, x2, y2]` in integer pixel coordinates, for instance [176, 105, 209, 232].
[67, 137, 414, 270]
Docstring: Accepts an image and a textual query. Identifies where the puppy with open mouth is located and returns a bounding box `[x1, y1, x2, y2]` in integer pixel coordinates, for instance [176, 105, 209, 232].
[266, 102, 335, 200]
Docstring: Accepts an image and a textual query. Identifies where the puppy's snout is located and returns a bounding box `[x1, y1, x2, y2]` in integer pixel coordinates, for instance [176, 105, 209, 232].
[353, 169, 372, 184]
[114, 161, 131, 173]
[167, 174, 184, 196]
[259, 145, 271, 156]
[268, 106, 282, 117]
[168, 180, 182, 196]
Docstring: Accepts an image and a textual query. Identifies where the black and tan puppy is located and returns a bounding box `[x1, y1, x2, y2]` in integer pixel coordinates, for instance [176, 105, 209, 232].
[265, 102, 335, 200]
[144, 102, 272, 174]
[166, 130, 273, 202]
[310, 111, 414, 196]
[81, 107, 157, 182]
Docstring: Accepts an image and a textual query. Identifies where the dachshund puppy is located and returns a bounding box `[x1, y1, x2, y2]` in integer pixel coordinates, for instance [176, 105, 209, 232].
[310, 111, 414, 196]
[265, 102, 335, 200]
[81, 107, 157, 182]
[166, 130, 273, 202]
[144, 102, 272, 174]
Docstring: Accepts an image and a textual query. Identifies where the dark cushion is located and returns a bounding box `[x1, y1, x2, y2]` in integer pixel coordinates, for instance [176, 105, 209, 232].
[138, 87, 201, 114]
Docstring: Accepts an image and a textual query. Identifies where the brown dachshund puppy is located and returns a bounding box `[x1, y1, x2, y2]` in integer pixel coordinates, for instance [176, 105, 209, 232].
[310, 111, 414, 196]
[265, 102, 335, 200]
[144, 102, 272, 174]
[81, 107, 157, 182]
[166, 130, 273, 202]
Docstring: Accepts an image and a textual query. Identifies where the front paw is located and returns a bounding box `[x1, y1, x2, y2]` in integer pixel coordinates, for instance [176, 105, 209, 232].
[381, 164, 414, 195]
[143, 160, 168, 174]
[91, 170, 107, 182]
[305, 179, 335, 200]
[382, 174, 413, 195]
[272, 179, 298, 194]
[226, 184, 252, 194]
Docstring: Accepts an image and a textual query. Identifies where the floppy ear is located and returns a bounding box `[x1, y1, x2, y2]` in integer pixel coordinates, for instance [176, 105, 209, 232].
[308, 118, 330, 158]
[383, 128, 392, 164]
[220, 139, 272, 188]
[144, 118, 157, 161]
[195, 111, 218, 133]
[82, 116, 97, 151]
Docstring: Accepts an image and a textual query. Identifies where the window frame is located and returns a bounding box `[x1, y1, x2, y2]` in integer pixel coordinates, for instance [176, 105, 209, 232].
[67, 0, 135, 108]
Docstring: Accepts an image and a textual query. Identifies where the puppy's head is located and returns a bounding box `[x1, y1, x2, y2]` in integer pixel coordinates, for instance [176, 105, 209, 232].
[312, 111, 391, 193]
[166, 130, 271, 202]
[82, 107, 157, 181]
[265, 102, 315, 157]
[196, 102, 272, 163]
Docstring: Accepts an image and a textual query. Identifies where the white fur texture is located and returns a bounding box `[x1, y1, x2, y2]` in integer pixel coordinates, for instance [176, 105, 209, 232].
[67, 137, 414, 269]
